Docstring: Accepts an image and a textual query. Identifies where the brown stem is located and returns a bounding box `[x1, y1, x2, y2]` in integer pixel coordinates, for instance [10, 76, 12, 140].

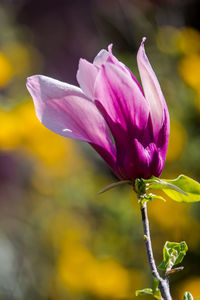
[139, 200, 172, 300]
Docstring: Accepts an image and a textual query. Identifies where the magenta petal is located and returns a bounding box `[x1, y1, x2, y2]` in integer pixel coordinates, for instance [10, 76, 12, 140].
[156, 109, 170, 169]
[95, 101, 156, 179]
[26, 75, 116, 169]
[107, 44, 144, 95]
[137, 38, 169, 139]
[146, 143, 163, 177]
[94, 62, 149, 132]
[76, 58, 98, 99]
[126, 140, 162, 179]
[137, 38, 170, 167]
[26, 40, 170, 181]
[94, 62, 151, 179]
[116, 140, 163, 180]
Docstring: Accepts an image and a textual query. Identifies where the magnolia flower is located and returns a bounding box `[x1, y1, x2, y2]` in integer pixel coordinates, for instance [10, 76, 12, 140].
[26, 38, 170, 180]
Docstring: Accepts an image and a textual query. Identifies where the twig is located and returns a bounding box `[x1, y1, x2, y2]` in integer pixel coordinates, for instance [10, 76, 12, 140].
[98, 180, 132, 194]
[139, 200, 172, 300]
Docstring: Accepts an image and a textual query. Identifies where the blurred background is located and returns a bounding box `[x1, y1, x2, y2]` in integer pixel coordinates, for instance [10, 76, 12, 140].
[0, 0, 200, 299]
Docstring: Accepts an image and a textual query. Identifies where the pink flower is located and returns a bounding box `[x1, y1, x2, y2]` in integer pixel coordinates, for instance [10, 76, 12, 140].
[26, 38, 170, 180]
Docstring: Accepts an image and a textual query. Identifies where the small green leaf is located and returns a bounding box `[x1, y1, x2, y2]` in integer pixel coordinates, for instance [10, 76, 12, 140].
[144, 175, 200, 203]
[184, 292, 193, 300]
[136, 288, 153, 296]
[136, 279, 162, 300]
[163, 175, 200, 203]
[140, 193, 166, 205]
[149, 193, 166, 202]
[136, 288, 162, 300]
[143, 176, 187, 196]
[152, 278, 162, 300]
[152, 278, 160, 291]
[158, 241, 188, 272]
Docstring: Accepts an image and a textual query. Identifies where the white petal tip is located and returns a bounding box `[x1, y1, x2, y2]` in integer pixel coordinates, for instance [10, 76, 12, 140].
[26, 75, 40, 88]
[78, 58, 85, 65]
[108, 43, 113, 53]
[141, 37, 147, 45]
[26, 76, 34, 89]
[26, 76, 31, 84]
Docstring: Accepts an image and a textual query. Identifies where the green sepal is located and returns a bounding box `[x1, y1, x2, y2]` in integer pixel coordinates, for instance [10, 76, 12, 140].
[135, 178, 146, 195]
[140, 193, 166, 205]
[183, 292, 193, 300]
[136, 279, 162, 300]
[158, 241, 188, 272]
[136, 288, 154, 297]
[152, 278, 162, 300]
[135, 288, 162, 300]
[147, 193, 166, 202]
[143, 175, 200, 203]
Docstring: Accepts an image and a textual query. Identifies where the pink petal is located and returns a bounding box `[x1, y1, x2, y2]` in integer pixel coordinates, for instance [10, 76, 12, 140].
[26, 75, 116, 165]
[76, 59, 98, 99]
[94, 62, 149, 132]
[77, 48, 111, 100]
[137, 37, 167, 139]
[93, 49, 110, 66]
[107, 44, 145, 95]
[77, 44, 144, 103]
[94, 62, 150, 179]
